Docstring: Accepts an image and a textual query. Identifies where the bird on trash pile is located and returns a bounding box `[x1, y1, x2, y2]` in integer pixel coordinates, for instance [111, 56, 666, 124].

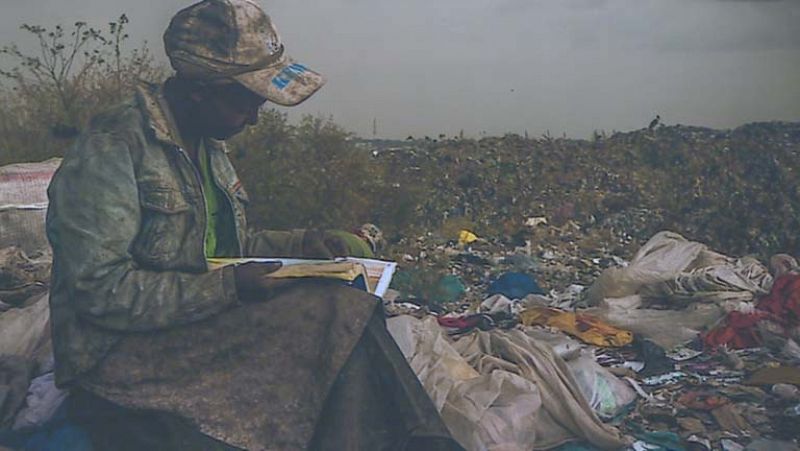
[648, 115, 661, 131]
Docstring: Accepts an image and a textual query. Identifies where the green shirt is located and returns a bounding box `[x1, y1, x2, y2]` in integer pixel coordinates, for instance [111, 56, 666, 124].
[198, 142, 237, 257]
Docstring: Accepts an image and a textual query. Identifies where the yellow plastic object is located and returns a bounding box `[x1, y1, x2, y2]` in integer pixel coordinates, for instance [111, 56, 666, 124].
[458, 230, 479, 246]
[520, 307, 634, 347]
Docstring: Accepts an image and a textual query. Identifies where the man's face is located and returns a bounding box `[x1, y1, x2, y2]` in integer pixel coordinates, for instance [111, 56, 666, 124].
[190, 82, 267, 140]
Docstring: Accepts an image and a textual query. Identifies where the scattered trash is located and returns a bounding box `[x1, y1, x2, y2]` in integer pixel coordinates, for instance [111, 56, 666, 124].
[632, 430, 685, 451]
[487, 272, 544, 299]
[712, 404, 755, 437]
[382, 228, 800, 449]
[479, 294, 520, 315]
[666, 346, 703, 362]
[566, 351, 637, 419]
[457, 230, 478, 246]
[634, 338, 673, 377]
[678, 391, 729, 411]
[520, 307, 634, 347]
[642, 371, 687, 386]
[784, 403, 800, 417]
[720, 438, 745, 451]
[525, 217, 548, 227]
[744, 438, 798, 451]
[687, 435, 711, 450]
[745, 366, 800, 386]
[390, 270, 466, 305]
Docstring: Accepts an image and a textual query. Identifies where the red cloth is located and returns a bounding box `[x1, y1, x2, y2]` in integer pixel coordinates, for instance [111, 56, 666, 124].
[758, 273, 800, 321]
[703, 311, 769, 349]
[703, 273, 800, 350]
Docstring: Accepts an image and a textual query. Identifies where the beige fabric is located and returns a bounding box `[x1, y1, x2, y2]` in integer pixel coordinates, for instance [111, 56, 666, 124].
[453, 330, 626, 450]
[387, 316, 626, 450]
[80, 282, 379, 451]
[0, 293, 50, 359]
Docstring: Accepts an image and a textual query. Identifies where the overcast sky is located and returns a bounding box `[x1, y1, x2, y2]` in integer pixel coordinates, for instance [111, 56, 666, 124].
[1, 0, 798, 138]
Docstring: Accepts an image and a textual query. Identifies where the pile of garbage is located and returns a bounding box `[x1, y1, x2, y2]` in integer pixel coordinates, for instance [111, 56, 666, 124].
[371, 121, 800, 260]
[384, 230, 800, 450]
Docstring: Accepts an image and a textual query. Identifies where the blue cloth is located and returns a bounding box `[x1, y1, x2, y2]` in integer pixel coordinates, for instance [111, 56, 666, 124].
[0, 402, 92, 451]
[487, 272, 544, 299]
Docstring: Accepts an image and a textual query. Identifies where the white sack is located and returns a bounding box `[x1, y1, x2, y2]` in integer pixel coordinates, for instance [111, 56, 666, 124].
[586, 231, 772, 307]
[0, 158, 61, 256]
[0, 292, 50, 359]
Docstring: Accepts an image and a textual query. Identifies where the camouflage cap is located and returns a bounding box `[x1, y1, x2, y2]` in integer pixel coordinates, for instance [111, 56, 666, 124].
[164, 0, 325, 106]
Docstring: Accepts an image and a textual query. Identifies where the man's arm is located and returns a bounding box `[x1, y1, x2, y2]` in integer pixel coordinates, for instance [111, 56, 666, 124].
[47, 131, 239, 332]
[246, 229, 373, 258]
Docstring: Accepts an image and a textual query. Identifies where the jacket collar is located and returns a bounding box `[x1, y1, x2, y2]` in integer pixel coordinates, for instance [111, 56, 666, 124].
[135, 82, 230, 154]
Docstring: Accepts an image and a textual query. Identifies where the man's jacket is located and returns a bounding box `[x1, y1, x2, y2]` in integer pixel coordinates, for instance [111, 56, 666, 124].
[46, 83, 308, 385]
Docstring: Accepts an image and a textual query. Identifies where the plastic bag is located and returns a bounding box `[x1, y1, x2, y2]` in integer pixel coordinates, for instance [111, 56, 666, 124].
[564, 351, 636, 420]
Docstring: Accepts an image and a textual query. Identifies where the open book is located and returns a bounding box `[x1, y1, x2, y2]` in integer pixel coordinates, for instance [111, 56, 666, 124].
[207, 257, 397, 298]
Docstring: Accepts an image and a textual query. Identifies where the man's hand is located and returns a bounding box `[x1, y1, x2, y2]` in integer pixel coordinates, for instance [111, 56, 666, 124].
[233, 261, 285, 303]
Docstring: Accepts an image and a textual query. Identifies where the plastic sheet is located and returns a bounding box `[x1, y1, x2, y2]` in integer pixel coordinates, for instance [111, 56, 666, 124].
[565, 351, 637, 420]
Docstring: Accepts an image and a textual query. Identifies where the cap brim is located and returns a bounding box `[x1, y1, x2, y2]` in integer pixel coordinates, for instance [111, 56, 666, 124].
[233, 57, 325, 106]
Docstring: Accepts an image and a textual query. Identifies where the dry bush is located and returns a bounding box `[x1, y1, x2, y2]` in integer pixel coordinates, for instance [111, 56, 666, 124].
[0, 15, 164, 165]
[229, 114, 385, 232]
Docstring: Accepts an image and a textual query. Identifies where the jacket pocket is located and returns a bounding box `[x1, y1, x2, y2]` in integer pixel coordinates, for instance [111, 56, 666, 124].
[133, 184, 192, 267]
[139, 185, 191, 213]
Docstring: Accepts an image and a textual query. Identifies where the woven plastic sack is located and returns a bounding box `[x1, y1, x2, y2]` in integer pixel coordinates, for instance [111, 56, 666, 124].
[0, 158, 61, 256]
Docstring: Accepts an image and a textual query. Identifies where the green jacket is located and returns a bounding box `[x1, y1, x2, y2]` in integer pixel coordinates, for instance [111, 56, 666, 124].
[46, 83, 310, 386]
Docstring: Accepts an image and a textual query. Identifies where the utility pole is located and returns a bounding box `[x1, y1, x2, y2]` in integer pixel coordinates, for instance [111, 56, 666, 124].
[372, 117, 377, 137]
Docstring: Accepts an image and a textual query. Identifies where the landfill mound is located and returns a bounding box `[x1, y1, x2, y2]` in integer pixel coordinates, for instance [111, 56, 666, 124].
[372, 121, 800, 265]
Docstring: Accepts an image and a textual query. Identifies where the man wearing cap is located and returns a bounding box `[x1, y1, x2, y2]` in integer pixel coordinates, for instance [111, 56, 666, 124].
[45, 1, 461, 450]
